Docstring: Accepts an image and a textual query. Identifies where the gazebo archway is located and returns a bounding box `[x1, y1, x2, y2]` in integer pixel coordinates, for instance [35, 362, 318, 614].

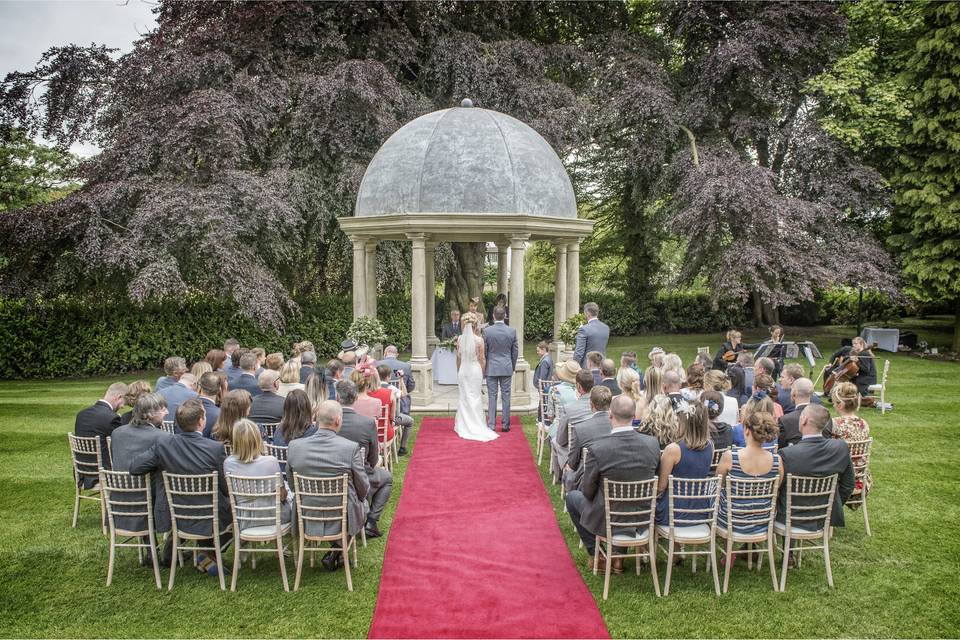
[338, 101, 594, 409]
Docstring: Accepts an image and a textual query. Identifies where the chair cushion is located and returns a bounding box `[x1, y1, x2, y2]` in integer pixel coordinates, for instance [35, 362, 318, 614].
[241, 522, 292, 539]
[611, 529, 650, 544]
[655, 524, 711, 541]
[773, 521, 824, 537]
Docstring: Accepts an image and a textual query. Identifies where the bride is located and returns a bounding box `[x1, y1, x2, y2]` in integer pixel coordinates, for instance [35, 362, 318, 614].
[454, 312, 497, 442]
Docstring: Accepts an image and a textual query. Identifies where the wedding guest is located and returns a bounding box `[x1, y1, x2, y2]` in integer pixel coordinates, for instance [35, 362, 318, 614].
[228, 348, 250, 384]
[441, 308, 462, 340]
[565, 395, 660, 569]
[198, 372, 222, 437]
[726, 361, 748, 407]
[248, 370, 285, 425]
[662, 370, 684, 409]
[586, 351, 604, 386]
[223, 338, 241, 380]
[547, 360, 581, 429]
[656, 399, 713, 525]
[229, 352, 261, 397]
[326, 359, 345, 399]
[829, 382, 873, 496]
[75, 382, 127, 473]
[304, 371, 327, 412]
[735, 351, 755, 403]
[550, 369, 595, 477]
[286, 400, 370, 572]
[640, 394, 680, 449]
[376, 363, 414, 455]
[777, 364, 803, 413]
[159, 373, 198, 429]
[119, 380, 152, 425]
[250, 347, 266, 377]
[264, 352, 284, 372]
[564, 386, 614, 492]
[620, 351, 642, 387]
[272, 389, 317, 447]
[191, 360, 213, 379]
[702, 389, 733, 450]
[211, 389, 252, 446]
[683, 362, 705, 400]
[486, 293, 509, 326]
[338, 340, 359, 377]
[716, 411, 783, 534]
[635, 366, 662, 423]
[662, 353, 684, 380]
[277, 360, 305, 398]
[532, 341, 555, 398]
[205, 348, 229, 372]
[130, 398, 231, 578]
[648, 346, 665, 370]
[156, 357, 187, 392]
[777, 377, 817, 449]
[777, 404, 856, 528]
[572, 302, 610, 368]
[734, 393, 779, 448]
[378, 345, 415, 417]
[754, 356, 776, 380]
[599, 359, 620, 396]
[616, 367, 642, 420]
[299, 351, 317, 384]
[705, 369, 739, 426]
[224, 419, 291, 528]
[350, 367, 386, 428]
[752, 373, 783, 418]
[337, 380, 392, 538]
[694, 351, 714, 372]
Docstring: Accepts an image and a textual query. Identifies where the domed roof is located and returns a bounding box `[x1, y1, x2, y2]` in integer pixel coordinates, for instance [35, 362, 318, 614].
[355, 101, 577, 218]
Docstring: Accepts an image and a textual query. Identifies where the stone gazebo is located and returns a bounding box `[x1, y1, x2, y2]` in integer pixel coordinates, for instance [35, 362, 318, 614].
[338, 100, 594, 410]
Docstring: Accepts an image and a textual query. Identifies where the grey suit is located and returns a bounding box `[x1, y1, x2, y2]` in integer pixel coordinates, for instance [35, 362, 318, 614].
[111, 421, 173, 533]
[550, 395, 592, 478]
[484, 321, 518, 430]
[159, 382, 198, 427]
[777, 435, 856, 528]
[441, 321, 461, 340]
[286, 428, 370, 537]
[248, 391, 284, 425]
[566, 428, 661, 553]
[339, 407, 392, 524]
[573, 318, 611, 367]
[563, 412, 612, 492]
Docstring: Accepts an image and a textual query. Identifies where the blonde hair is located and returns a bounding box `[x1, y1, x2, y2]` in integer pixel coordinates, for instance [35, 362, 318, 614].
[643, 366, 662, 406]
[744, 411, 779, 443]
[831, 381, 861, 413]
[643, 394, 680, 447]
[704, 369, 731, 392]
[124, 380, 152, 407]
[741, 395, 776, 426]
[616, 367, 641, 399]
[678, 401, 710, 450]
[279, 360, 300, 384]
[662, 353, 684, 378]
[461, 312, 480, 328]
[350, 368, 375, 393]
[726, 330, 742, 342]
[190, 361, 213, 379]
[230, 418, 264, 463]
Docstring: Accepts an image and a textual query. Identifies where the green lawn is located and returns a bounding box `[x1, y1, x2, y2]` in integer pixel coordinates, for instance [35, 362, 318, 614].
[0, 327, 957, 637]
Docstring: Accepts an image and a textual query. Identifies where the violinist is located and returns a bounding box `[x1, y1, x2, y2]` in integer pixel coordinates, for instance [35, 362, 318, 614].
[762, 324, 786, 379]
[712, 330, 759, 372]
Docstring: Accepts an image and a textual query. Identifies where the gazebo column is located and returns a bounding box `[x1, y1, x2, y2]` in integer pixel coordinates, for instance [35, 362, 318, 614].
[407, 233, 433, 407]
[350, 235, 368, 320]
[425, 241, 438, 354]
[509, 234, 532, 407]
[566, 238, 581, 319]
[364, 239, 378, 319]
[497, 240, 510, 295]
[551, 240, 568, 355]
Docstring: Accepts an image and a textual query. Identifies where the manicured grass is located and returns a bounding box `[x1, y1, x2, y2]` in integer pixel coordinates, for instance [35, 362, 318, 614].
[521, 331, 960, 638]
[0, 326, 957, 637]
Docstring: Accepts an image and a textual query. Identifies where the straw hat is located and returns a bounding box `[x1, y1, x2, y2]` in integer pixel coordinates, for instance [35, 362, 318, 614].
[556, 359, 582, 384]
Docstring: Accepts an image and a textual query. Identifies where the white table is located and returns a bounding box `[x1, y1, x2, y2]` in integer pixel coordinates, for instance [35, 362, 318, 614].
[861, 327, 900, 353]
[431, 347, 458, 385]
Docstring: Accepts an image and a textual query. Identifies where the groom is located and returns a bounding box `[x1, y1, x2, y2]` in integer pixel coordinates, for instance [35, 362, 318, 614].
[484, 305, 518, 432]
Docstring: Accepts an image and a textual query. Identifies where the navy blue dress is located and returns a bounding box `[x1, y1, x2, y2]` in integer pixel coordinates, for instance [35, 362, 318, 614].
[656, 441, 714, 526]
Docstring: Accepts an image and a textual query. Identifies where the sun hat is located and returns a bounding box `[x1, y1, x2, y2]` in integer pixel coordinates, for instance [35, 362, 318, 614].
[556, 359, 583, 384]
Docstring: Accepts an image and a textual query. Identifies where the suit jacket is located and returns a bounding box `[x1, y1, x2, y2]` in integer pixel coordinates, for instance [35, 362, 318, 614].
[159, 383, 198, 427]
[74, 400, 121, 478]
[484, 321, 518, 377]
[580, 429, 661, 536]
[441, 321, 462, 340]
[533, 354, 555, 390]
[229, 372, 261, 397]
[111, 421, 173, 533]
[777, 388, 823, 414]
[377, 356, 415, 415]
[565, 412, 612, 492]
[600, 378, 620, 396]
[339, 407, 380, 473]
[777, 404, 819, 450]
[777, 435, 856, 527]
[224, 362, 242, 382]
[486, 305, 509, 326]
[155, 376, 175, 392]
[129, 430, 229, 536]
[286, 428, 370, 537]
[555, 395, 592, 448]
[573, 319, 610, 367]
[249, 391, 284, 425]
[200, 397, 220, 439]
[299, 365, 315, 385]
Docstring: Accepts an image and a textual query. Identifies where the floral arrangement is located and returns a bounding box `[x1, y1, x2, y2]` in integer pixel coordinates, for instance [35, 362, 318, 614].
[439, 337, 459, 351]
[347, 315, 388, 348]
[558, 313, 586, 345]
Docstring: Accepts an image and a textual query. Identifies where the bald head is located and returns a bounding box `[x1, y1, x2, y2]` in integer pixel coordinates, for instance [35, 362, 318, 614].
[315, 400, 343, 431]
[662, 370, 682, 393]
[792, 377, 813, 402]
[609, 395, 636, 426]
[800, 403, 831, 435]
[258, 370, 280, 392]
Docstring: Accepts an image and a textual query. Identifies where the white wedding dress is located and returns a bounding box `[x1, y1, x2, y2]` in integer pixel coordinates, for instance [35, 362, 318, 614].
[454, 324, 498, 442]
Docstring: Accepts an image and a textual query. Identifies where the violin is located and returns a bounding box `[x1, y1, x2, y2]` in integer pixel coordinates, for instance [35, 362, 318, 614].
[722, 350, 738, 363]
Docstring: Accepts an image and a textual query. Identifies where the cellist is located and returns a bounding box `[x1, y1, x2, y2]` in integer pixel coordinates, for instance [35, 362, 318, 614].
[824, 336, 877, 397]
[712, 330, 760, 372]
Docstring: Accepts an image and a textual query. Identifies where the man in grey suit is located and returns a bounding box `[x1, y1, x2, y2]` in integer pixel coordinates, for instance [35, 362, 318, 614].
[777, 404, 856, 528]
[565, 395, 661, 563]
[484, 306, 518, 432]
[376, 346, 416, 453]
[563, 386, 613, 493]
[573, 302, 611, 368]
[286, 400, 370, 572]
[228, 352, 261, 397]
[159, 373, 198, 428]
[336, 380, 392, 539]
[550, 369, 595, 480]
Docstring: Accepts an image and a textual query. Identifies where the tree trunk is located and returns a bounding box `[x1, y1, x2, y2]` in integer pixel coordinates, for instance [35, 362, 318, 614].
[443, 242, 487, 316]
[751, 290, 763, 327]
[762, 301, 779, 326]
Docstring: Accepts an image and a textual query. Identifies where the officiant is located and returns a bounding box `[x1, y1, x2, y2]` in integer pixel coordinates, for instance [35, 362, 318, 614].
[441, 309, 462, 340]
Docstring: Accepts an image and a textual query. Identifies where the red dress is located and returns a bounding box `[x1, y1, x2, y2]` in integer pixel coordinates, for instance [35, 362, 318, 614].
[369, 387, 395, 440]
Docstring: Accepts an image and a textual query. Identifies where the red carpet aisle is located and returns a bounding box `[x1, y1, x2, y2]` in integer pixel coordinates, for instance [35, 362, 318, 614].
[368, 417, 609, 639]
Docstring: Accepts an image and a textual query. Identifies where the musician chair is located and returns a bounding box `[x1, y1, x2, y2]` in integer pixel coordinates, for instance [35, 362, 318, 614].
[867, 360, 891, 414]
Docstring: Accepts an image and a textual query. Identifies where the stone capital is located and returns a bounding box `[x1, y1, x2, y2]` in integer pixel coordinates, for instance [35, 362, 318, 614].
[510, 233, 530, 249]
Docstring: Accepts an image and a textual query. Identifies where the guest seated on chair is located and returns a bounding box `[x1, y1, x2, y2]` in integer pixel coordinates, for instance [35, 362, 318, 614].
[620, 351, 643, 390]
[224, 418, 291, 528]
[546, 360, 581, 430]
[648, 347, 665, 370]
[376, 364, 414, 455]
[752, 373, 783, 418]
[286, 400, 370, 572]
[197, 372, 222, 437]
[550, 369, 595, 478]
[656, 399, 713, 526]
[616, 367, 641, 421]
[190, 360, 213, 380]
[638, 394, 680, 449]
[377, 345, 415, 417]
[156, 357, 187, 392]
[264, 352, 284, 372]
[75, 382, 127, 472]
[223, 338, 241, 380]
[337, 380, 392, 538]
[563, 386, 614, 492]
[682, 363, 705, 400]
[828, 382, 873, 497]
[277, 360, 305, 398]
[350, 367, 386, 433]
[251, 347, 266, 377]
[299, 351, 317, 384]
[304, 370, 328, 412]
[210, 390, 252, 447]
[248, 370, 284, 425]
[702, 390, 732, 450]
[205, 348, 229, 372]
[326, 359, 345, 400]
[272, 389, 317, 447]
[599, 359, 620, 396]
[633, 366, 662, 423]
[119, 380, 151, 426]
[661, 370, 684, 410]
[565, 395, 661, 569]
[776, 377, 818, 449]
[229, 352, 261, 397]
[716, 411, 783, 533]
[776, 404, 856, 528]
[586, 351, 604, 386]
[159, 373, 198, 429]
[130, 398, 232, 578]
[705, 369, 739, 427]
